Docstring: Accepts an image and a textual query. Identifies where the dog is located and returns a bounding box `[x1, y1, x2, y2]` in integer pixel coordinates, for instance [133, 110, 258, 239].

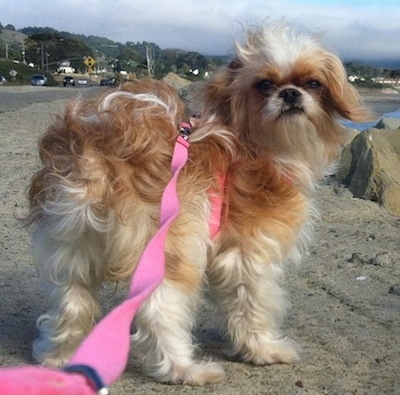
[26, 22, 373, 385]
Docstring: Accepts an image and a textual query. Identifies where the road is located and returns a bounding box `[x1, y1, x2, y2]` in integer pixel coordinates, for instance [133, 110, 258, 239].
[0, 85, 103, 112]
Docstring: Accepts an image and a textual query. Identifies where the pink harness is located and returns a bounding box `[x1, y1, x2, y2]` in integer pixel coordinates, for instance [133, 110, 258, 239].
[0, 133, 223, 394]
[180, 121, 224, 238]
[208, 172, 225, 238]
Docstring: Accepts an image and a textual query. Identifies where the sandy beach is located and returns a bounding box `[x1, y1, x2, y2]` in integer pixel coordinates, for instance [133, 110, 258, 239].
[0, 86, 399, 394]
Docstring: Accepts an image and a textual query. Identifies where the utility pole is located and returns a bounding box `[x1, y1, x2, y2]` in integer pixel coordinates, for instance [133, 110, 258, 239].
[40, 39, 64, 71]
[146, 44, 155, 78]
[41, 42, 45, 70]
[22, 42, 26, 64]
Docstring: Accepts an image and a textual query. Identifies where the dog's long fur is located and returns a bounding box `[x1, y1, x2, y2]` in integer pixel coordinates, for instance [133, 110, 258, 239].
[26, 22, 373, 385]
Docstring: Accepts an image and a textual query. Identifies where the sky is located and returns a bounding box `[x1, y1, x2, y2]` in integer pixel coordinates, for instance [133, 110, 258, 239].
[2, 0, 400, 64]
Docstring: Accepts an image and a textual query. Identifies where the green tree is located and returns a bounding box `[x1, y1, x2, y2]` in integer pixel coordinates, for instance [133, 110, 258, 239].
[115, 47, 142, 72]
[0, 37, 5, 58]
[25, 33, 93, 71]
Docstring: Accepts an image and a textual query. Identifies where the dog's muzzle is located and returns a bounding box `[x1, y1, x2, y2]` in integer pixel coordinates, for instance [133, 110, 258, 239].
[279, 88, 304, 114]
[280, 88, 301, 104]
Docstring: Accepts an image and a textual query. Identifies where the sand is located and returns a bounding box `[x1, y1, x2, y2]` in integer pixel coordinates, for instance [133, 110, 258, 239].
[0, 86, 399, 394]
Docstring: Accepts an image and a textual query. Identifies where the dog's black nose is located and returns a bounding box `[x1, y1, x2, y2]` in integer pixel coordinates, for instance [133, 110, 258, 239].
[279, 88, 301, 103]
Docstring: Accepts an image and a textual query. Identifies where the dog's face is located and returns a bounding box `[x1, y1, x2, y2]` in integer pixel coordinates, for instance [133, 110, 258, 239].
[252, 61, 331, 122]
[201, 23, 373, 174]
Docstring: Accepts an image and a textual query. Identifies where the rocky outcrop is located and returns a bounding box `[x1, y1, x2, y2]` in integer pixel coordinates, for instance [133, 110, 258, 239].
[162, 72, 192, 93]
[337, 118, 400, 216]
[335, 129, 359, 182]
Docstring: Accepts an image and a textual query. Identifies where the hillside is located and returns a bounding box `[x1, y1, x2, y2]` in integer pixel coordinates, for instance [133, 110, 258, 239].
[0, 25, 228, 79]
[0, 28, 27, 45]
[0, 24, 398, 81]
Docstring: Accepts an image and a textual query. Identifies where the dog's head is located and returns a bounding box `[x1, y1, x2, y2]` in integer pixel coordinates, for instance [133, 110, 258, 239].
[201, 22, 374, 179]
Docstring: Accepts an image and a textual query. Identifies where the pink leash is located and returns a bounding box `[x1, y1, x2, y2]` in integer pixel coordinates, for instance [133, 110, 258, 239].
[0, 134, 190, 394]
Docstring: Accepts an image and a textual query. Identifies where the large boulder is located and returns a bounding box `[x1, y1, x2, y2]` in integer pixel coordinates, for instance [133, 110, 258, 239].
[335, 129, 359, 181]
[374, 117, 400, 130]
[162, 72, 195, 115]
[337, 118, 400, 216]
[162, 72, 191, 93]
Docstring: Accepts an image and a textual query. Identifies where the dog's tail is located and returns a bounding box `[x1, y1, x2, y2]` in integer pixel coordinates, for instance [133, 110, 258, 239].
[26, 80, 185, 229]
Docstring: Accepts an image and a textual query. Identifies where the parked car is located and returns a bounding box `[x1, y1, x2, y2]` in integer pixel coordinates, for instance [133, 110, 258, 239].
[100, 78, 117, 86]
[0, 75, 6, 85]
[78, 78, 89, 86]
[63, 76, 75, 86]
[31, 74, 48, 86]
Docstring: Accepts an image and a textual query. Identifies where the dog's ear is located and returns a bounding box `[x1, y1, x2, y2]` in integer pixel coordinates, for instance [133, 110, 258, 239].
[323, 53, 375, 123]
[228, 58, 243, 70]
[200, 59, 243, 123]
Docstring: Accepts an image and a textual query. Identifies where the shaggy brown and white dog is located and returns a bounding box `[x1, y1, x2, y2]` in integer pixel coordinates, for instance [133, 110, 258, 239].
[27, 22, 372, 385]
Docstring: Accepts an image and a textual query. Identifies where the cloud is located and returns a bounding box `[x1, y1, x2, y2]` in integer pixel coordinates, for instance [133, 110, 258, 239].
[2, 0, 400, 62]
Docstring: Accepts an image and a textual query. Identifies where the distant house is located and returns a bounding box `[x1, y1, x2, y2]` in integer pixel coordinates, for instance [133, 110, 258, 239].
[58, 61, 75, 74]
[348, 75, 365, 83]
[372, 77, 398, 85]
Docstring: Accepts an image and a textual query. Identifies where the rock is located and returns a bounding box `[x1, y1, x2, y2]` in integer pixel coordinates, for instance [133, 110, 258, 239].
[335, 129, 359, 181]
[388, 283, 400, 295]
[162, 73, 195, 115]
[162, 72, 192, 93]
[346, 251, 392, 266]
[374, 117, 400, 130]
[337, 123, 400, 216]
[369, 252, 393, 266]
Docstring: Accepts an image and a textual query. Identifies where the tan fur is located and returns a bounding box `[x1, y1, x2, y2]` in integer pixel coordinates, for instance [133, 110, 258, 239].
[27, 22, 372, 385]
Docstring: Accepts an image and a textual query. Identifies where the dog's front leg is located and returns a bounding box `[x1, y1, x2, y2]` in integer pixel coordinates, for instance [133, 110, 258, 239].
[32, 226, 102, 367]
[132, 280, 225, 385]
[209, 247, 300, 365]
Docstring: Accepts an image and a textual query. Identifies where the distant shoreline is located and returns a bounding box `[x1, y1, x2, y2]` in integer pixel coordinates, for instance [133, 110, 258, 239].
[1, 84, 399, 117]
[358, 90, 400, 116]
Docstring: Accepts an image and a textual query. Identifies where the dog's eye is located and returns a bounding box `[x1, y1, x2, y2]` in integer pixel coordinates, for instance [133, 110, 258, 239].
[306, 80, 322, 89]
[256, 79, 274, 93]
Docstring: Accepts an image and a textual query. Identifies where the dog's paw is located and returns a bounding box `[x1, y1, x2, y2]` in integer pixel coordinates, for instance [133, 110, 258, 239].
[234, 337, 300, 365]
[33, 339, 70, 368]
[156, 361, 225, 386]
[32, 314, 74, 368]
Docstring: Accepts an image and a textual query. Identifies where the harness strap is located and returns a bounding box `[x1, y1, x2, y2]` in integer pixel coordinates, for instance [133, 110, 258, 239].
[208, 172, 225, 238]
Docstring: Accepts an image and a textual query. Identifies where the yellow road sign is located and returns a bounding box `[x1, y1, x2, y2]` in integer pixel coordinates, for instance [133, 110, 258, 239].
[84, 56, 96, 68]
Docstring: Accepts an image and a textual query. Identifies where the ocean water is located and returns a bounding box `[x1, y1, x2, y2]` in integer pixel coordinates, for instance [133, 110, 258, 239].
[342, 100, 400, 131]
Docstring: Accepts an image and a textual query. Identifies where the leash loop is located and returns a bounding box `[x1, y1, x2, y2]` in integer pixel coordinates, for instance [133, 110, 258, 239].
[179, 122, 192, 140]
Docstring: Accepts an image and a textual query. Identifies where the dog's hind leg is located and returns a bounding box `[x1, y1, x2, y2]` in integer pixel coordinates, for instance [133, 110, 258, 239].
[132, 280, 225, 385]
[208, 247, 300, 365]
[32, 226, 103, 367]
